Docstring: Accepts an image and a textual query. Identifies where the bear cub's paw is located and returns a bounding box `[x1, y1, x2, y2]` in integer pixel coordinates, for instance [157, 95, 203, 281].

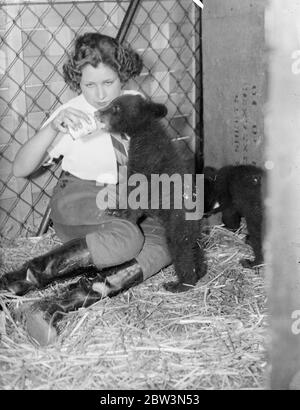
[163, 281, 194, 293]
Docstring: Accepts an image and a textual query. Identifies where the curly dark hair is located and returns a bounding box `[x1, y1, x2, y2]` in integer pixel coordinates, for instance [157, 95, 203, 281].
[63, 33, 143, 93]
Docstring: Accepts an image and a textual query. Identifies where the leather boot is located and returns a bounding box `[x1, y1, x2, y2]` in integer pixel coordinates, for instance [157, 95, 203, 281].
[0, 238, 97, 296]
[18, 259, 143, 346]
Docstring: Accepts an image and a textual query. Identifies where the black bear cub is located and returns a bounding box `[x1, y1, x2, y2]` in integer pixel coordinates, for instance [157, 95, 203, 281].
[204, 165, 265, 268]
[97, 94, 206, 292]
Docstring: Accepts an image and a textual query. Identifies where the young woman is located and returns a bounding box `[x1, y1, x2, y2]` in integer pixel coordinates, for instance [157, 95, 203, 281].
[1, 33, 172, 345]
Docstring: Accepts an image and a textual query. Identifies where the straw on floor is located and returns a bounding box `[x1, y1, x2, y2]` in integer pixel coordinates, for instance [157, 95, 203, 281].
[0, 224, 268, 390]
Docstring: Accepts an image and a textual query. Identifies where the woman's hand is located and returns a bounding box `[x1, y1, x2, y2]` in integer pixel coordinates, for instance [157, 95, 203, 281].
[50, 107, 93, 133]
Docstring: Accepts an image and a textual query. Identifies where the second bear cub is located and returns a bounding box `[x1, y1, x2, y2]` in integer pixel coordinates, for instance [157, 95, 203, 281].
[97, 94, 206, 292]
[204, 165, 264, 268]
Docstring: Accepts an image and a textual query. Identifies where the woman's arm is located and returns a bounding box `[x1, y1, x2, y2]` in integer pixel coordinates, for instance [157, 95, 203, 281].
[13, 123, 58, 177]
[13, 107, 93, 178]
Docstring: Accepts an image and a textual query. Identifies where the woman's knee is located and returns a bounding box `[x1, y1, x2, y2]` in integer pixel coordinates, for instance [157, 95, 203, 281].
[86, 218, 144, 268]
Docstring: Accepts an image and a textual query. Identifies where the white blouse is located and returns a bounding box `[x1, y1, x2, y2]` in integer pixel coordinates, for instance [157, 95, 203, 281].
[43, 90, 141, 184]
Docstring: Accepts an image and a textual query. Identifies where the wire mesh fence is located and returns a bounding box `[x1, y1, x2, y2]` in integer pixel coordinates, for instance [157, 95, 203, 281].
[0, 0, 201, 239]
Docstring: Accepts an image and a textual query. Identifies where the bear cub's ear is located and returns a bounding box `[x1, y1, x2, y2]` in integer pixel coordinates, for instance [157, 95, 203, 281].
[146, 100, 168, 119]
[204, 166, 218, 182]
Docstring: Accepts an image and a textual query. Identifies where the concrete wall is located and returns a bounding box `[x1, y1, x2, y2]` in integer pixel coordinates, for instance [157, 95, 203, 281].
[203, 0, 267, 168]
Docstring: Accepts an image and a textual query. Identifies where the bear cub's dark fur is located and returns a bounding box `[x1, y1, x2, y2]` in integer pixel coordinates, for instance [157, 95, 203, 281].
[97, 94, 206, 292]
[204, 165, 265, 268]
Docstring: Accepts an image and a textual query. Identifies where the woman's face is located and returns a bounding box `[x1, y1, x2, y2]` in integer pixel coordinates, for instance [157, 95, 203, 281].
[80, 63, 122, 110]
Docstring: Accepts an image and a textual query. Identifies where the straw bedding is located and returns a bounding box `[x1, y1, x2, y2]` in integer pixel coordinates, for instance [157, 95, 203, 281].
[0, 223, 268, 390]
